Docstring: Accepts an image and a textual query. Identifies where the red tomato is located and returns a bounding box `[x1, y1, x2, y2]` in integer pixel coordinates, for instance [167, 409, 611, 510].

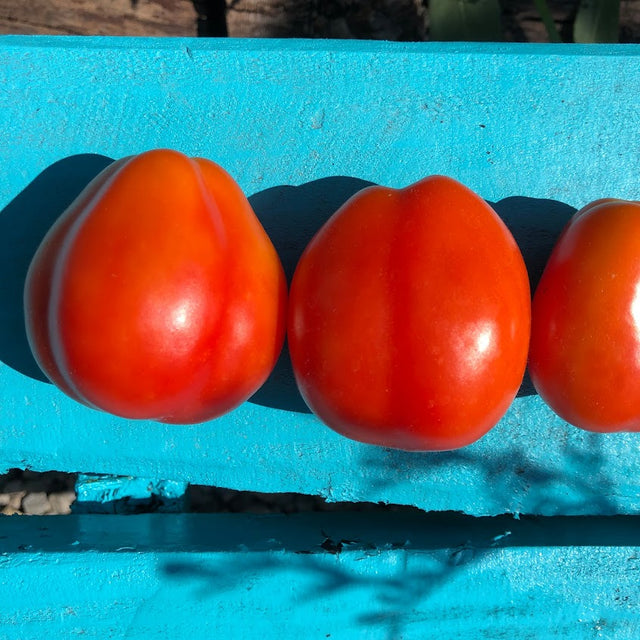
[529, 198, 640, 432]
[24, 149, 287, 423]
[288, 175, 531, 451]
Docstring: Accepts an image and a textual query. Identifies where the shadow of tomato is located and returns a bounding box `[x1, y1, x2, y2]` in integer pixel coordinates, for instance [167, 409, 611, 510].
[248, 177, 375, 413]
[250, 189, 575, 411]
[0, 154, 114, 382]
[0, 161, 575, 414]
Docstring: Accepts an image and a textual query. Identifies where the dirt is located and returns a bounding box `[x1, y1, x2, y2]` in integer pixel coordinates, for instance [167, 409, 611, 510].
[0, 1, 638, 42]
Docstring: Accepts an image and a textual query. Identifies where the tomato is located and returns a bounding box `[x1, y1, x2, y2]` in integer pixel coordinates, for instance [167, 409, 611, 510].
[529, 198, 640, 432]
[24, 149, 287, 424]
[288, 175, 531, 451]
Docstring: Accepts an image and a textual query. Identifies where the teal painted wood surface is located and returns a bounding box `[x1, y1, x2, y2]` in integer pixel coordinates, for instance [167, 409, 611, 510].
[2, 37, 640, 515]
[2, 512, 640, 639]
[73, 474, 188, 513]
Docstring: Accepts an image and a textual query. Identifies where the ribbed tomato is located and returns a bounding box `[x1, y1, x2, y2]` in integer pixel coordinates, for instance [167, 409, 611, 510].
[288, 175, 530, 451]
[24, 149, 287, 423]
[530, 198, 640, 432]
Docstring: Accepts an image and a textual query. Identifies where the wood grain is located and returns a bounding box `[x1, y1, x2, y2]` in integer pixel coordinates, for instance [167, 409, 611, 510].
[0, 0, 199, 36]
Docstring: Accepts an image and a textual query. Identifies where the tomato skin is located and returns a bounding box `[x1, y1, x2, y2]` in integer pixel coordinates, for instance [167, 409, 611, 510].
[288, 175, 531, 451]
[529, 198, 640, 432]
[24, 149, 287, 424]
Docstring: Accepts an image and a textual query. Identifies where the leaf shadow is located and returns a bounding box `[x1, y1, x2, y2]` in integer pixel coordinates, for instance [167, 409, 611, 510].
[359, 430, 622, 518]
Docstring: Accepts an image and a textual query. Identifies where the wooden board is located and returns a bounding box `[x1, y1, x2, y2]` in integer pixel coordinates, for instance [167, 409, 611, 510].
[2, 36, 640, 517]
[3, 35, 640, 640]
[2, 512, 640, 639]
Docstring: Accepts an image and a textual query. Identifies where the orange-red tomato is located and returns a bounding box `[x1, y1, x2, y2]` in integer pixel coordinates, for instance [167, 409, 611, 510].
[288, 175, 531, 451]
[24, 149, 287, 423]
[529, 198, 640, 432]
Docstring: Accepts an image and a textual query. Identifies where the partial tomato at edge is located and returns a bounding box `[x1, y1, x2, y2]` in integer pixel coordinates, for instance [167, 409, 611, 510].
[288, 175, 531, 451]
[529, 198, 640, 432]
[24, 149, 287, 424]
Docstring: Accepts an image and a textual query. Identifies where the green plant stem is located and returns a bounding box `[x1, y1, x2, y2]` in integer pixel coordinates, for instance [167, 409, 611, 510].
[533, 0, 563, 42]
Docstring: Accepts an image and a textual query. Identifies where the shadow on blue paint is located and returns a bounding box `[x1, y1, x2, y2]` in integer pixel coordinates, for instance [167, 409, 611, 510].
[491, 196, 576, 396]
[491, 196, 575, 292]
[0, 158, 575, 414]
[159, 550, 458, 636]
[0, 508, 635, 637]
[248, 177, 375, 413]
[72, 495, 185, 515]
[0, 154, 115, 382]
[153, 509, 638, 637]
[359, 430, 621, 516]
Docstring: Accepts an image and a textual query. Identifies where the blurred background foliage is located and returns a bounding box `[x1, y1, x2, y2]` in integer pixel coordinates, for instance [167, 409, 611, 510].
[0, 0, 635, 43]
[572, 0, 621, 42]
[430, 0, 622, 43]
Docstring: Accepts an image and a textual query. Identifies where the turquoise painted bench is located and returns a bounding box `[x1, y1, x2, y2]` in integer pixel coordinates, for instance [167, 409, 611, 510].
[1, 35, 640, 638]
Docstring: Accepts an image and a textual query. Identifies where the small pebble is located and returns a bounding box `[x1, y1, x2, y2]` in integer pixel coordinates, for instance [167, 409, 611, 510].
[21, 492, 52, 516]
[48, 491, 76, 515]
[8, 491, 26, 511]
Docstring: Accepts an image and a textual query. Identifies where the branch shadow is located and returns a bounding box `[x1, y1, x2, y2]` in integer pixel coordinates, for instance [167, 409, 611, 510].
[359, 430, 622, 518]
[343, 430, 628, 633]
[154, 506, 638, 638]
[0, 154, 115, 381]
[156, 513, 498, 638]
[159, 551, 460, 637]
